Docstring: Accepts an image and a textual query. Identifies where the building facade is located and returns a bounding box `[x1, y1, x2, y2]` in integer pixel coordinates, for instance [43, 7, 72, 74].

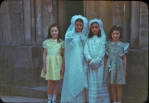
[0, 0, 148, 102]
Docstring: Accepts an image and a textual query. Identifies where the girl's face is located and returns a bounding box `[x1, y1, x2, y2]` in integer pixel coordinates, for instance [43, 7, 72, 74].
[112, 30, 120, 42]
[75, 21, 83, 32]
[51, 27, 59, 39]
[91, 23, 100, 35]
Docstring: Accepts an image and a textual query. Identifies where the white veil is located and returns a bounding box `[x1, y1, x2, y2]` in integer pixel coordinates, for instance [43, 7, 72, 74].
[61, 15, 88, 102]
[89, 18, 106, 44]
[65, 15, 88, 38]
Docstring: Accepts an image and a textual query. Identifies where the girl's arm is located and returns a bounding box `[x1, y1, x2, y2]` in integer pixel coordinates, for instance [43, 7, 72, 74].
[61, 48, 65, 74]
[123, 54, 127, 76]
[80, 34, 87, 46]
[43, 48, 47, 74]
[84, 40, 92, 64]
[93, 43, 106, 64]
[104, 54, 108, 69]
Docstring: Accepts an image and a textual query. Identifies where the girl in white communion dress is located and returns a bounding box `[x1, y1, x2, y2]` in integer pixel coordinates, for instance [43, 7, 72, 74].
[61, 15, 89, 103]
[84, 18, 110, 103]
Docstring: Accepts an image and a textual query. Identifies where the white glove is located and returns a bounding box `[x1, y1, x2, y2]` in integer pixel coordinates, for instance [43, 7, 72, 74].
[80, 34, 86, 45]
[80, 35, 86, 41]
[89, 59, 101, 69]
[70, 38, 76, 47]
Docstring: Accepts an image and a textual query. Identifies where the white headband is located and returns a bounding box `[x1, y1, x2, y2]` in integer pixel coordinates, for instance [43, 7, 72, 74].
[65, 15, 89, 37]
[89, 18, 103, 30]
[89, 18, 106, 44]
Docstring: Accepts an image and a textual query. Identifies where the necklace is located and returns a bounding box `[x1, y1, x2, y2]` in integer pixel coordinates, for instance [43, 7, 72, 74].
[93, 38, 96, 42]
[92, 35, 98, 42]
[93, 37, 97, 42]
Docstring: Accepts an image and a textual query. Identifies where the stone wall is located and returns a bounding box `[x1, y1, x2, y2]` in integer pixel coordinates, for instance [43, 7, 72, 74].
[0, 0, 23, 46]
[0, 45, 46, 85]
[0, 1, 148, 102]
[14, 45, 45, 87]
[123, 48, 148, 103]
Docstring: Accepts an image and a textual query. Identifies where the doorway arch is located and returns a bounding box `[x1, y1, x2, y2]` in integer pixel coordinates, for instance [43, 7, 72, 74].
[58, 0, 83, 39]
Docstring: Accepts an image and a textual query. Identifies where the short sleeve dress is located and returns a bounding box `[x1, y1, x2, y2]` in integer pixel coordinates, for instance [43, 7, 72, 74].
[40, 38, 64, 80]
[104, 41, 129, 84]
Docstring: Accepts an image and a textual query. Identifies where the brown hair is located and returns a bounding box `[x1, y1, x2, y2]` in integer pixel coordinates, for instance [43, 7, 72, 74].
[108, 25, 123, 39]
[47, 23, 62, 43]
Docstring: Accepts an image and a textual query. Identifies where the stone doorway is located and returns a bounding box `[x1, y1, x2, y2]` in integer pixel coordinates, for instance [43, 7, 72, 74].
[58, 0, 83, 39]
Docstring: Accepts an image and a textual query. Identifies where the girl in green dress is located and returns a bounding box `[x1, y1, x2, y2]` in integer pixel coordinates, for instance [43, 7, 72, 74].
[40, 24, 64, 103]
[104, 25, 129, 103]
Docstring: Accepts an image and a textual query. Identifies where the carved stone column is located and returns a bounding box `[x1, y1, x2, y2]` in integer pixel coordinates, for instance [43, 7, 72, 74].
[31, 0, 36, 43]
[23, 0, 31, 43]
[139, 2, 148, 47]
[123, 1, 131, 42]
[35, 0, 42, 43]
[58, 0, 66, 40]
[1, 1, 11, 44]
[130, 1, 140, 46]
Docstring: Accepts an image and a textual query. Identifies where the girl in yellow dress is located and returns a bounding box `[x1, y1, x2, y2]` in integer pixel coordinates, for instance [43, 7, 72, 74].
[40, 24, 64, 103]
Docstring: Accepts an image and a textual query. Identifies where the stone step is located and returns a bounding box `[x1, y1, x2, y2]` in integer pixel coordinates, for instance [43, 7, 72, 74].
[3, 85, 148, 103]
[10, 79, 63, 99]
[11, 86, 47, 98]
[11, 85, 62, 102]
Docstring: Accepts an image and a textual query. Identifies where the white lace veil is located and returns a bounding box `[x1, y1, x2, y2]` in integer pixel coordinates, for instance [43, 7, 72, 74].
[61, 15, 88, 103]
[65, 15, 89, 38]
[89, 18, 106, 44]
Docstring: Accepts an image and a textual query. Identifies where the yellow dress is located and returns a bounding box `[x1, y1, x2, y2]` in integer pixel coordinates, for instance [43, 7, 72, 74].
[40, 38, 64, 80]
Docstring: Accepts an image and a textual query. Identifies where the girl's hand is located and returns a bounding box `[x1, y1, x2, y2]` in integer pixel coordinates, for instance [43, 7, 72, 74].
[80, 35, 86, 42]
[61, 66, 64, 75]
[43, 66, 47, 74]
[88, 59, 92, 64]
[124, 69, 127, 77]
[70, 39, 76, 47]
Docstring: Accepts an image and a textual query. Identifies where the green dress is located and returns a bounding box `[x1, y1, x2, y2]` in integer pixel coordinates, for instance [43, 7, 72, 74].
[40, 38, 64, 80]
[104, 41, 129, 84]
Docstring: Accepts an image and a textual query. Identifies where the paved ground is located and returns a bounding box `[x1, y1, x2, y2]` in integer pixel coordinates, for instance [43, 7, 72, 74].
[1, 96, 48, 103]
[0, 95, 148, 103]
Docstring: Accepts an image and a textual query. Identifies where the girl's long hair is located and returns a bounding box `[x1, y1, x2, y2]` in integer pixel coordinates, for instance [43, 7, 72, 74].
[47, 23, 62, 42]
[88, 22, 101, 38]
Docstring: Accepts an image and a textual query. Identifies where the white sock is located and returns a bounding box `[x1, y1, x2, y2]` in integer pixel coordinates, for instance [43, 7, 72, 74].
[52, 94, 57, 102]
[48, 94, 52, 101]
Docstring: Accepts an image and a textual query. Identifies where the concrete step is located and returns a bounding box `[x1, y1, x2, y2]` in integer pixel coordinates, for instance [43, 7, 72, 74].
[10, 85, 62, 102]
[2, 86, 148, 103]
[11, 79, 63, 98]
[11, 86, 47, 98]
[1, 95, 47, 103]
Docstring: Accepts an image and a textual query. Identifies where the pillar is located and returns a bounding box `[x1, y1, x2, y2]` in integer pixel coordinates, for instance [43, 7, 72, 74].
[31, 0, 36, 43]
[35, 0, 42, 43]
[23, 0, 31, 43]
[130, 1, 140, 46]
[123, 1, 131, 42]
[139, 2, 148, 47]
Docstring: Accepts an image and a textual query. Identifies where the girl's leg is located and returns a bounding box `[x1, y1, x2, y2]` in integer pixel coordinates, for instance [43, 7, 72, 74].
[117, 84, 122, 102]
[111, 84, 117, 102]
[48, 80, 53, 94]
[53, 80, 59, 94]
[48, 80, 53, 102]
[52, 80, 59, 102]
[108, 84, 112, 103]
